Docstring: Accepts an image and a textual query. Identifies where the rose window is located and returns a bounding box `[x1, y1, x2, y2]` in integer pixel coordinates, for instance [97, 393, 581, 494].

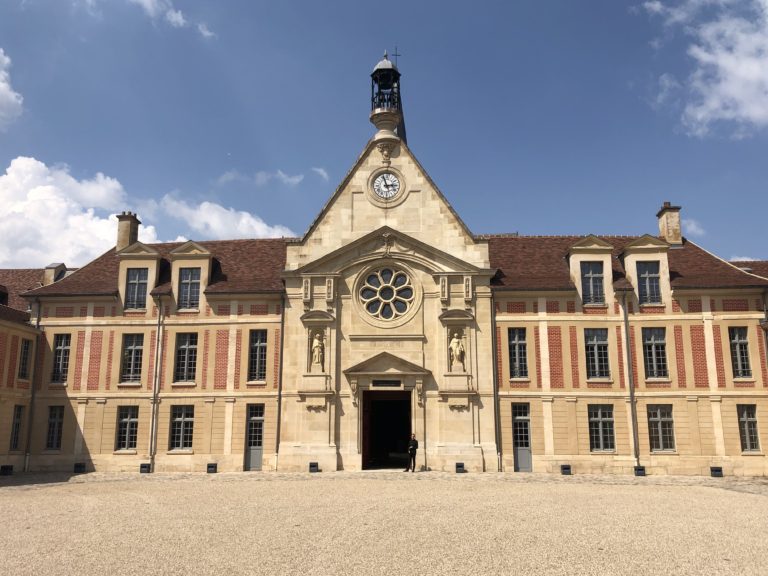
[359, 268, 414, 320]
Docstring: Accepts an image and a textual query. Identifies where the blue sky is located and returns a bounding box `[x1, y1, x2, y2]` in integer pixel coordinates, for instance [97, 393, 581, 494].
[1, 0, 767, 267]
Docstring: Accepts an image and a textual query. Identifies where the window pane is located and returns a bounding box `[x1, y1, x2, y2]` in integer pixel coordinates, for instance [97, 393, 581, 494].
[508, 328, 528, 378]
[248, 330, 268, 381]
[637, 261, 661, 304]
[581, 261, 604, 305]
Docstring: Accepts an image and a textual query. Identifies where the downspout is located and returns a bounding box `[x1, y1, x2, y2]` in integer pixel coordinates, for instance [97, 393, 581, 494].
[149, 295, 165, 472]
[274, 292, 286, 471]
[23, 298, 42, 472]
[621, 289, 640, 467]
[491, 297, 503, 472]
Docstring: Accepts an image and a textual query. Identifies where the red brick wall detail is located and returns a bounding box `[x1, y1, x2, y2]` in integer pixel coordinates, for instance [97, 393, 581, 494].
[73, 331, 85, 391]
[34, 341, 45, 390]
[755, 299, 762, 312]
[584, 307, 608, 315]
[569, 326, 579, 389]
[93, 306, 105, 317]
[56, 307, 74, 318]
[735, 381, 755, 388]
[587, 381, 612, 389]
[722, 299, 748, 312]
[79, 307, 87, 317]
[87, 331, 103, 391]
[201, 330, 210, 390]
[629, 327, 638, 387]
[105, 331, 114, 391]
[615, 326, 625, 389]
[710, 299, 716, 312]
[640, 306, 665, 314]
[146, 330, 156, 391]
[251, 304, 268, 315]
[672, 300, 681, 313]
[42, 307, 49, 318]
[688, 299, 702, 313]
[674, 326, 686, 388]
[495, 326, 503, 388]
[548, 327, 563, 388]
[507, 302, 525, 314]
[534, 327, 541, 388]
[691, 325, 709, 388]
[273, 329, 281, 389]
[237, 305, 244, 316]
[159, 330, 168, 390]
[214, 330, 228, 390]
[275, 304, 281, 315]
[628, 302, 634, 314]
[566, 301, 575, 313]
[217, 304, 230, 316]
[533, 301, 539, 313]
[757, 326, 768, 388]
[546, 301, 560, 314]
[614, 302, 619, 315]
[234, 330, 242, 390]
[712, 325, 726, 388]
[111, 306, 116, 317]
[152, 306, 158, 318]
[5, 335, 18, 389]
[0, 333, 7, 388]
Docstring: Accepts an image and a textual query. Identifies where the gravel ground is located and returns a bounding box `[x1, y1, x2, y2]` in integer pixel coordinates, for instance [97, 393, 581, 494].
[2, 471, 768, 576]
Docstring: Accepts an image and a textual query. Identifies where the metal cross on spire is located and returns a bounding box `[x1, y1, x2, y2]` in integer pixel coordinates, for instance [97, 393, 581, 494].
[391, 46, 402, 67]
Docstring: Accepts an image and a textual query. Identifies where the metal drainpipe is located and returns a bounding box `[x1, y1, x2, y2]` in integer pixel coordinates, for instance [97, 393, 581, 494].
[490, 299, 503, 472]
[23, 298, 42, 472]
[622, 290, 640, 467]
[274, 292, 286, 471]
[149, 295, 165, 472]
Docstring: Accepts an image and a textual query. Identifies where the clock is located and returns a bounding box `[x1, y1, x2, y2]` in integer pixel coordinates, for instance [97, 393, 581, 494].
[372, 172, 401, 199]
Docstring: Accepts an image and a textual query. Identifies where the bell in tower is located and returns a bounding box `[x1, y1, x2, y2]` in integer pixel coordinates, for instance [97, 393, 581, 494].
[370, 51, 407, 144]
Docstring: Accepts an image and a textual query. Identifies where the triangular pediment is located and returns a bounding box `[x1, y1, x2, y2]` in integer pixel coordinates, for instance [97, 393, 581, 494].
[621, 234, 669, 254]
[289, 226, 489, 276]
[343, 351, 431, 376]
[568, 235, 614, 253]
[169, 240, 211, 259]
[117, 241, 161, 258]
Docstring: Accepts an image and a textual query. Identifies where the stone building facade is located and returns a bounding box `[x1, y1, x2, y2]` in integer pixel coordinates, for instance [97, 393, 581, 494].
[2, 55, 768, 476]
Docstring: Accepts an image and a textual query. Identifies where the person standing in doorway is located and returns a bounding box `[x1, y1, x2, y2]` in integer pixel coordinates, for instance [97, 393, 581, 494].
[405, 433, 418, 472]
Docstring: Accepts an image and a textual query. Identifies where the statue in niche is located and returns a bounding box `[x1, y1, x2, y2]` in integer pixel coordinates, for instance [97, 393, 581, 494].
[311, 332, 325, 372]
[449, 332, 466, 372]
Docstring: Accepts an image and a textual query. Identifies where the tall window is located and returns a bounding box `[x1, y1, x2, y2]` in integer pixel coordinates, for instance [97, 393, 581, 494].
[178, 267, 201, 309]
[738, 405, 760, 452]
[18, 338, 32, 380]
[637, 261, 661, 305]
[642, 328, 668, 378]
[581, 261, 605, 305]
[508, 328, 528, 378]
[588, 404, 615, 451]
[125, 268, 148, 309]
[46, 405, 64, 450]
[729, 327, 751, 378]
[169, 405, 194, 450]
[115, 406, 139, 451]
[51, 334, 71, 383]
[248, 330, 268, 381]
[10, 405, 24, 451]
[584, 328, 610, 379]
[647, 405, 675, 451]
[120, 334, 144, 382]
[174, 333, 198, 382]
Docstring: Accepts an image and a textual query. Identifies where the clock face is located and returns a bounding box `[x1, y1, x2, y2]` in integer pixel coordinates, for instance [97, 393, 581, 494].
[373, 172, 401, 199]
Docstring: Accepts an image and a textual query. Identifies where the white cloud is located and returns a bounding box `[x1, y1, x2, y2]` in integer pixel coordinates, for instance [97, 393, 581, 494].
[0, 48, 23, 131]
[165, 9, 187, 28]
[197, 23, 216, 39]
[682, 218, 706, 236]
[312, 167, 330, 182]
[731, 255, 758, 261]
[215, 170, 248, 186]
[0, 156, 158, 267]
[645, 0, 768, 136]
[653, 73, 682, 109]
[160, 196, 294, 239]
[128, 0, 168, 19]
[252, 169, 304, 187]
[275, 170, 304, 187]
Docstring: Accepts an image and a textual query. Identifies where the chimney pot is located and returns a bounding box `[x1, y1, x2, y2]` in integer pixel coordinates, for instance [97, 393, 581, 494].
[656, 202, 682, 245]
[116, 211, 141, 251]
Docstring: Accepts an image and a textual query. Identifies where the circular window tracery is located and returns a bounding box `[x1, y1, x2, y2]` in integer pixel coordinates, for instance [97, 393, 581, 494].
[359, 268, 414, 321]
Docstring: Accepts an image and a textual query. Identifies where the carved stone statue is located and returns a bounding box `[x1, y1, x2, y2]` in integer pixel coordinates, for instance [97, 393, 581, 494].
[449, 332, 465, 372]
[311, 332, 325, 372]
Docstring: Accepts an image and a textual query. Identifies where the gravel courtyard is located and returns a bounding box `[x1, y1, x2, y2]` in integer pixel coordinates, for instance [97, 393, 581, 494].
[2, 471, 767, 576]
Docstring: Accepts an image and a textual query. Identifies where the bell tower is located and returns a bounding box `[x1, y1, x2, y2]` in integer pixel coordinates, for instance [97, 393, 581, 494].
[370, 51, 407, 144]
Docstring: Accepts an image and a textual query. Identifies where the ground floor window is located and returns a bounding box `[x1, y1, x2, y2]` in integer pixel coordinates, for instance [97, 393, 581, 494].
[738, 404, 760, 452]
[647, 404, 675, 451]
[116, 406, 139, 450]
[46, 405, 64, 450]
[169, 405, 194, 450]
[10, 405, 24, 451]
[588, 404, 615, 451]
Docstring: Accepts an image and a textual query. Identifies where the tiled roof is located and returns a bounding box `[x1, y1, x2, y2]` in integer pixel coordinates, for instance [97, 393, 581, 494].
[731, 261, 768, 280]
[0, 269, 44, 310]
[488, 236, 768, 292]
[0, 304, 31, 325]
[23, 239, 289, 299]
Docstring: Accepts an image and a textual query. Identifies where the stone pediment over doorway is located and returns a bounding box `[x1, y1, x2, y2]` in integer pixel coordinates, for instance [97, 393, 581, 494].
[343, 352, 431, 377]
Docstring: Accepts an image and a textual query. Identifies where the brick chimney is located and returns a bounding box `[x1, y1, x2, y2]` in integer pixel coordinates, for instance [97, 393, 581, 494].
[116, 211, 141, 251]
[656, 201, 682, 245]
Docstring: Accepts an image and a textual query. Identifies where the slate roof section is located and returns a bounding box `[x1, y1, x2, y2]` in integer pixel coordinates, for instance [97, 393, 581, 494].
[23, 239, 289, 299]
[0, 304, 31, 325]
[487, 236, 768, 292]
[0, 269, 44, 310]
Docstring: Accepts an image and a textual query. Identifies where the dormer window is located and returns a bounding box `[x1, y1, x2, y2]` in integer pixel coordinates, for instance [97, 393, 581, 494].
[179, 267, 201, 309]
[125, 268, 148, 309]
[637, 261, 661, 304]
[580, 262, 604, 305]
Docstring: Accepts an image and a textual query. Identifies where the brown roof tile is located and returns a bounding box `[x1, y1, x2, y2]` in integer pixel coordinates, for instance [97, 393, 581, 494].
[731, 260, 768, 280]
[0, 269, 44, 310]
[24, 239, 289, 299]
[0, 304, 31, 325]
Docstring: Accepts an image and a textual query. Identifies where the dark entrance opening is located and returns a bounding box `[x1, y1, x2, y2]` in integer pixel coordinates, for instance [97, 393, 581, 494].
[362, 390, 411, 469]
